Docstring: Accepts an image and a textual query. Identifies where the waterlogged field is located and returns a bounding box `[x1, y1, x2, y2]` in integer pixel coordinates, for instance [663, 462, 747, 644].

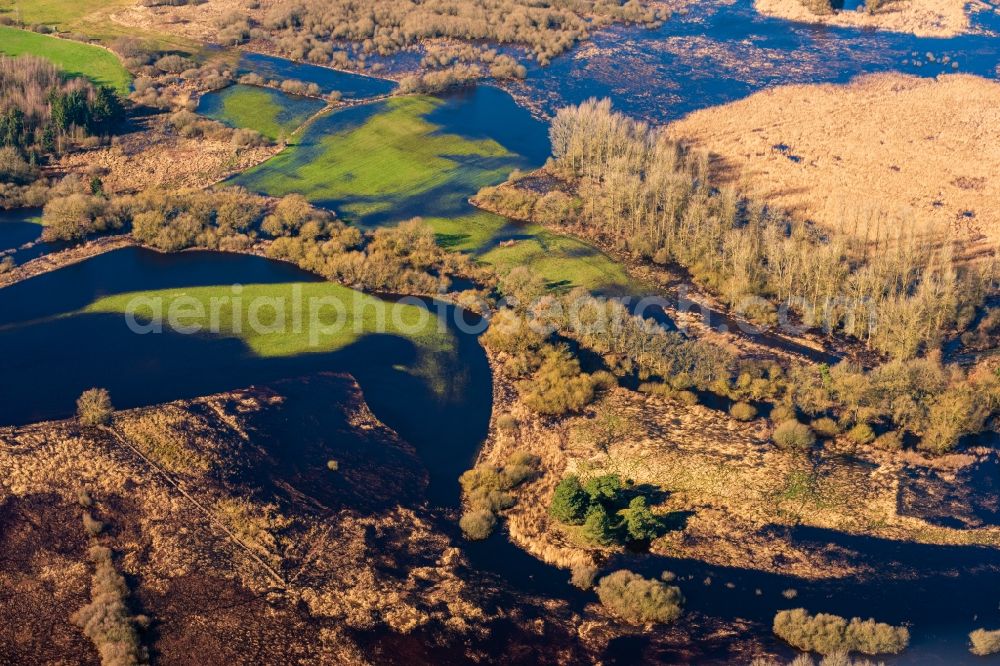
[236, 86, 634, 295]
[0, 248, 481, 425]
[196, 84, 327, 141]
[0, 25, 131, 92]
[83, 281, 454, 358]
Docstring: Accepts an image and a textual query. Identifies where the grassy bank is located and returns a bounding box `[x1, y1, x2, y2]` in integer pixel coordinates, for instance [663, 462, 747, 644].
[197, 84, 327, 141]
[0, 26, 131, 92]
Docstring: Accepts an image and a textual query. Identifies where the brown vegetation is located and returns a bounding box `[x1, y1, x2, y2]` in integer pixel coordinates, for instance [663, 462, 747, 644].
[55, 115, 278, 194]
[117, 0, 664, 77]
[479, 96, 998, 360]
[594, 569, 684, 624]
[773, 608, 909, 655]
[475, 346, 1000, 583]
[0, 377, 500, 662]
[756, 0, 978, 37]
[667, 74, 1000, 261]
[970, 628, 1000, 656]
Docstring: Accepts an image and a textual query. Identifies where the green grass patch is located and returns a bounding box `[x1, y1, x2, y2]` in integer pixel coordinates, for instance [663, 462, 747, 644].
[0, 25, 130, 92]
[480, 225, 635, 294]
[197, 84, 327, 141]
[83, 281, 453, 358]
[235, 93, 636, 295]
[236, 95, 517, 221]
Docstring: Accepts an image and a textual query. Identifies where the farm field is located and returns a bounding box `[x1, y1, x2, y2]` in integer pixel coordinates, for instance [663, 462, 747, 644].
[0, 25, 131, 92]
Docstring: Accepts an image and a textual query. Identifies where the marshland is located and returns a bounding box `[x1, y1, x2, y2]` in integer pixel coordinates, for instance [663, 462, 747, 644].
[1, 0, 1000, 663]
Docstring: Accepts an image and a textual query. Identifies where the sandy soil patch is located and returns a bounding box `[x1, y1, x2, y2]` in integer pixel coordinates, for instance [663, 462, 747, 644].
[754, 0, 991, 37]
[667, 73, 1000, 257]
[54, 115, 279, 194]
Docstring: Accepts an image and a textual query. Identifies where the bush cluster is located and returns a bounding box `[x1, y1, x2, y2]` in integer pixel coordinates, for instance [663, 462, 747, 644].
[71, 545, 147, 666]
[773, 608, 910, 655]
[549, 473, 663, 546]
[458, 451, 541, 540]
[595, 569, 684, 624]
[970, 628, 1000, 656]
[77, 388, 114, 426]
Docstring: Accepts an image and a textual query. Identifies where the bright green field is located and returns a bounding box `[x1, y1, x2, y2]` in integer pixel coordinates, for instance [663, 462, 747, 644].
[235, 92, 637, 296]
[0, 25, 131, 92]
[83, 282, 453, 358]
[196, 84, 327, 141]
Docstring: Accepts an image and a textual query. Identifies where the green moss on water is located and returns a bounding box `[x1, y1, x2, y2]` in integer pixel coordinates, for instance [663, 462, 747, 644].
[0, 26, 131, 93]
[197, 84, 327, 141]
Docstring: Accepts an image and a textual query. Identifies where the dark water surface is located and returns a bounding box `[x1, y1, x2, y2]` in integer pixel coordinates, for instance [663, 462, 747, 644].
[512, 0, 1000, 121]
[238, 52, 398, 100]
[0, 208, 61, 264]
[0, 247, 492, 507]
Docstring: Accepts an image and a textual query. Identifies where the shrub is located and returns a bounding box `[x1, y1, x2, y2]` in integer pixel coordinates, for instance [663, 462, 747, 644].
[42, 193, 123, 241]
[82, 511, 104, 536]
[773, 608, 909, 655]
[71, 545, 146, 665]
[873, 430, 904, 451]
[799, 0, 835, 14]
[581, 503, 616, 545]
[503, 451, 540, 486]
[730, 401, 758, 421]
[549, 475, 589, 525]
[970, 628, 1000, 656]
[675, 389, 699, 406]
[595, 570, 684, 624]
[810, 417, 840, 439]
[846, 423, 876, 445]
[459, 466, 513, 513]
[77, 388, 114, 426]
[570, 562, 598, 589]
[459, 453, 540, 539]
[459, 509, 496, 540]
[771, 403, 798, 423]
[622, 496, 661, 541]
[496, 413, 517, 431]
[844, 617, 910, 655]
[518, 346, 595, 415]
[773, 420, 816, 451]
